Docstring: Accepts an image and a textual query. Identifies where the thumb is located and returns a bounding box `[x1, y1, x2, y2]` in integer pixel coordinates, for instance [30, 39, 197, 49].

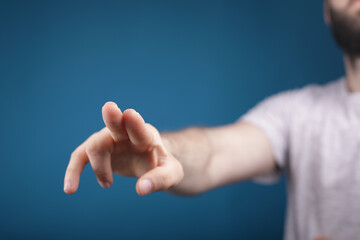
[136, 159, 184, 196]
[102, 101, 128, 142]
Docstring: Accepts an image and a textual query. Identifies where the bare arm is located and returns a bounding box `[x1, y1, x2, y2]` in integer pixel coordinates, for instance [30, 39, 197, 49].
[64, 102, 276, 196]
[162, 122, 276, 195]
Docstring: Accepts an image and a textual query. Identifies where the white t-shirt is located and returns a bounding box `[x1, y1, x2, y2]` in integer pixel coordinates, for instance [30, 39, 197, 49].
[240, 77, 360, 240]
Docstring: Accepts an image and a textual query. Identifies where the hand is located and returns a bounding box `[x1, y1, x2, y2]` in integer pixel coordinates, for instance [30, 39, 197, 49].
[64, 102, 184, 196]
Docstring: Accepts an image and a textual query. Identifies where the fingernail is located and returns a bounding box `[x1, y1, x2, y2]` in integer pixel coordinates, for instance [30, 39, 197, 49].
[140, 179, 152, 195]
[64, 181, 71, 192]
[99, 181, 111, 188]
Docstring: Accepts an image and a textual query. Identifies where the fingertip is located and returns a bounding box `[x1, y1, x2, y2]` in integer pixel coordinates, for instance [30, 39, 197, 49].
[136, 178, 153, 196]
[102, 102, 123, 132]
[98, 180, 112, 189]
[123, 109, 138, 126]
[135, 180, 142, 196]
[123, 108, 138, 119]
[64, 189, 76, 194]
[123, 109, 146, 131]
[103, 101, 119, 110]
[64, 188, 76, 194]
[102, 102, 122, 117]
[64, 182, 77, 194]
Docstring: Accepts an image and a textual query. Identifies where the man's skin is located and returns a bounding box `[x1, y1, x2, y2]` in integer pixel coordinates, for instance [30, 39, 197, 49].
[64, 1, 360, 237]
[63, 105, 275, 196]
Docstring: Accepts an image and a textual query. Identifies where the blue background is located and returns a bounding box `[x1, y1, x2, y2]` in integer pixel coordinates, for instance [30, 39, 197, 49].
[0, 0, 344, 239]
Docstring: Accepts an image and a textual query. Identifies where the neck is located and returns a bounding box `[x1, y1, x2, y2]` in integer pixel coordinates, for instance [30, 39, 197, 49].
[344, 54, 360, 92]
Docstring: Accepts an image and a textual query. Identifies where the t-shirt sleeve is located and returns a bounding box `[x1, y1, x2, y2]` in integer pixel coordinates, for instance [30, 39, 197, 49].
[239, 90, 296, 184]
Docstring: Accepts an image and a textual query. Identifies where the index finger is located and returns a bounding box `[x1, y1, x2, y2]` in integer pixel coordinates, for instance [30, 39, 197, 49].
[64, 142, 89, 194]
[102, 101, 128, 142]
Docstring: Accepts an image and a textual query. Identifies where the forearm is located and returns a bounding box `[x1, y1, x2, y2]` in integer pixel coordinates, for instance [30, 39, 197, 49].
[160, 122, 276, 196]
[161, 127, 214, 195]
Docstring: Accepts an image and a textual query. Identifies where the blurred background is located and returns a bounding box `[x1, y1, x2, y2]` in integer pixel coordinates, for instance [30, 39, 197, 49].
[0, 0, 344, 239]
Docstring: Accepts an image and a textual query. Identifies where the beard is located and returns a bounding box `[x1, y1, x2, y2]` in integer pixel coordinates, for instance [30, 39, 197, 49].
[329, 6, 360, 56]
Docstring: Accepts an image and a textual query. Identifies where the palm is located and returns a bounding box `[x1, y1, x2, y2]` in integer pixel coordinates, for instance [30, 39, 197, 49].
[111, 139, 156, 177]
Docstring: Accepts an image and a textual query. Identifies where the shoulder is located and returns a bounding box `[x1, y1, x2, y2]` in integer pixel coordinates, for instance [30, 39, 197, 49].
[293, 78, 344, 111]
[241, 78, 344, 121]
[298, 78, 342, 98]
[269, 78, 343, 109]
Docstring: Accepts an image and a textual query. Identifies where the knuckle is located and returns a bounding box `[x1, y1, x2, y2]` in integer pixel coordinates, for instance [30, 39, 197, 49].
[66, 167, 77, 175]
[145, 123, 158, 137]
[85, 131, 113, 155]
[86, 141, 101, 156]
[145, 123, 155, 131]
[70, 150, 81, 160]
[165, 161, 183, 185]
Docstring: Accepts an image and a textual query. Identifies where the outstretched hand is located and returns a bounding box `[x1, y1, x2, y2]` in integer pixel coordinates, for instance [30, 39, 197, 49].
[64, 102, 184, 196]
